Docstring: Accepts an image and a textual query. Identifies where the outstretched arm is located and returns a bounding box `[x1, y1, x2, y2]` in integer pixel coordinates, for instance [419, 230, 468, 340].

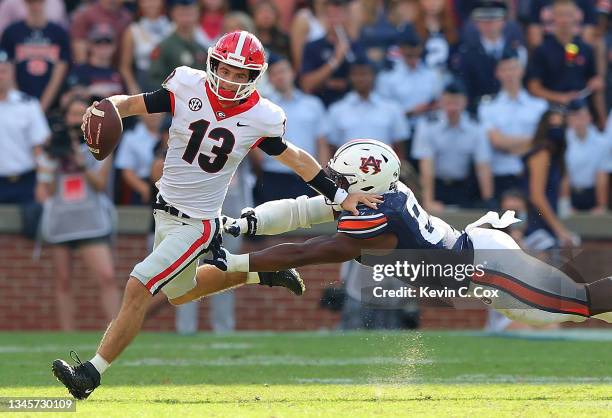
[248, 232, 398, 272]
[272, 141, 382, 215]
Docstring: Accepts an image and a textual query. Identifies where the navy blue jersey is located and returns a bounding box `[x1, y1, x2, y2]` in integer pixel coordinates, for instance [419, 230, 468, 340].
[337, 183, 460, 250]
[0, 21, 70, 99]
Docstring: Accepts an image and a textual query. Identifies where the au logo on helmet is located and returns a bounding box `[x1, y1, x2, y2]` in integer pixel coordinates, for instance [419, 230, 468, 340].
[359, 156, 382, 174]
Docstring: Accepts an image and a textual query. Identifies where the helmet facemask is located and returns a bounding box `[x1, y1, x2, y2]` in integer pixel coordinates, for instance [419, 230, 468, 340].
[206, 54, 267, 101]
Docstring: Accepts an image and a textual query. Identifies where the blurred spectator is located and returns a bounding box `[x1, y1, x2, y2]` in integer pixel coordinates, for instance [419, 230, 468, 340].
[0, 0, 70, 111]
[376, 26, 442, 137]
[300, 0, 364, 107]
[461, 0, 526, 46]
[411, 79, 493, 211]
[527, 0, 605, 127]
[0, 50, 50, 204]
[70, 0, 133, 65]
[221, 10, 256, 34]
[36, 97, 120, 331]
[564, 99, 609, 212]
[115, 114, 163, 205]
[498, 188, 529, 246]
[0, 0, 67, 36]
[290, 0, 328, 70]
[65, 26, 125, 101]
[412, 0, 459, 69]
[528, 0, 596, 48]
[327, 58, 409, 154]
[252, 0, 291, 59]
[455, 0, 527, 114]
[253, 55, 329, 203]
[149, 0, 208, 87]
[198, 0, 228, 46]
[118, 0, 174, 95]
[478, 49, 547, 201]
[356, 0, 400, 69]
[388, 0, 418, 27]
[522, 109, 578, 249]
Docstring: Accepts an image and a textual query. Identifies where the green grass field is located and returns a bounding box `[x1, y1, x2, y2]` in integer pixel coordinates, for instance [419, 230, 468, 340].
[0, 330, 611, 417]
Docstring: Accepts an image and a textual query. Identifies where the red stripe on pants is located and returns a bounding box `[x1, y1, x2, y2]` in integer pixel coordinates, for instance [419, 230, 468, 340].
[146, 220, 212, 291]
[473, 272, 590, 317]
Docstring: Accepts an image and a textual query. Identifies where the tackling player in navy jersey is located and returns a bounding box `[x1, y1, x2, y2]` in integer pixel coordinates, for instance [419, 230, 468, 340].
[200, 139, 612, 327]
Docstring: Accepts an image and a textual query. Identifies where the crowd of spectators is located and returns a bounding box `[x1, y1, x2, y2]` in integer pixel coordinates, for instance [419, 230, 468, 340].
[3, 0, 612, 330]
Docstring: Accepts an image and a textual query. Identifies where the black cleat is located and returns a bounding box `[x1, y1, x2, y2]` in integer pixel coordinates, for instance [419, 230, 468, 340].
[52, 351, 100, 400]
[258, 269, 305, 295]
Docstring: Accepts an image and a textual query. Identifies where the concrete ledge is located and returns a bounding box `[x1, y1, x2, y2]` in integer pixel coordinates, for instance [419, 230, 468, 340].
[2, 205, 612, 239]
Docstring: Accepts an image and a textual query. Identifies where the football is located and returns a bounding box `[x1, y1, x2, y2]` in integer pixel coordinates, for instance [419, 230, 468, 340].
[85, 98, 123, 161]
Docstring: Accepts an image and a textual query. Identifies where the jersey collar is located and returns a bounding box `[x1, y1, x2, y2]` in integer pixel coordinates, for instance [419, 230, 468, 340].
[205, 82, 260, 121]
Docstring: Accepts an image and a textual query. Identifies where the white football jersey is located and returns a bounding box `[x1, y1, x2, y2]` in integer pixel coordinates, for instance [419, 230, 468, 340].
[159, 66, 286, 219]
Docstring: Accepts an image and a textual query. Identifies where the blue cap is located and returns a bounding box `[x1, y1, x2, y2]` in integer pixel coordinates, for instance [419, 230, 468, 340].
[472, 0, 507, 20]
[397, 25, 421, 47]
[170, 0, 196, 6]
[268, 53, 289, 66]
[350, 54, 375, 69]
[443, 78, 467, 95]
[499, 46, 520, 62]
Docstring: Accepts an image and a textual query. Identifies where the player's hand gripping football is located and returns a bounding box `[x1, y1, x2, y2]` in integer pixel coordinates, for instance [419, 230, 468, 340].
[80, 101, 99, 137]
[341, 192, 383, 216]
[222, 208, 258, 237]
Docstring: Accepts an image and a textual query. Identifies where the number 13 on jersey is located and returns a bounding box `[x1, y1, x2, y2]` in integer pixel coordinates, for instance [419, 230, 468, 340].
[182, 119, 236, 173]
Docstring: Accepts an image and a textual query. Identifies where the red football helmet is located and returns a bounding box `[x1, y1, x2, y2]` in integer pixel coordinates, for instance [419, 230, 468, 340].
[206, 31, 267, 101]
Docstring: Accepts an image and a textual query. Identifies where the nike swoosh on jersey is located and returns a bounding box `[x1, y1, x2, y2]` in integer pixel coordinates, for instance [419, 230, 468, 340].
[236, 122, 249, 127]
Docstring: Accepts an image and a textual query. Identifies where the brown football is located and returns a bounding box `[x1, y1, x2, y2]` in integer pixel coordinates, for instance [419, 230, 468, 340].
[85, 98, 123, 161]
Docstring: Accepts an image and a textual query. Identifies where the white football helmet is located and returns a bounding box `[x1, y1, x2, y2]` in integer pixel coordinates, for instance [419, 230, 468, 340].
[327, 139, 401, 194]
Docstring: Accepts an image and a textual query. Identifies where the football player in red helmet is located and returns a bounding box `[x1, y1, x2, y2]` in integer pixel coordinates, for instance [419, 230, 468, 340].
[53, 30, 383, 400]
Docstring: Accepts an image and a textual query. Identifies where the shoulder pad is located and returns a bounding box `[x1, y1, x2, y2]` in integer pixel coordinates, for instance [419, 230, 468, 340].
[250, 97, 287, 137]
[162, 66, 206, 94]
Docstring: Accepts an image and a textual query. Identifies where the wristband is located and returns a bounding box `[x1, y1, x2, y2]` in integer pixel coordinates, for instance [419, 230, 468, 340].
[307, 169, 338, 202]
[334, 188, 348, 205]
[228, 253, 250, 273]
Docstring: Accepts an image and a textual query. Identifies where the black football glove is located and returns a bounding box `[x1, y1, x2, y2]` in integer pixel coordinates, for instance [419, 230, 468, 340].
[204, 233, 228, 271]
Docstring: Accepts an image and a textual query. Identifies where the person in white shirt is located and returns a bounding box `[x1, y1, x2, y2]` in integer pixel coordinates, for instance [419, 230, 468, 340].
[328, 57, 409, 155]
[115, 113, 163, 205]
[376, 26, 441, 135]
[565, 99, 608, 212]
[0, 50, 50, 204]
[254, 54, 330, 203]
[412, 79, 493, 212]
[478, 48, 547, 201]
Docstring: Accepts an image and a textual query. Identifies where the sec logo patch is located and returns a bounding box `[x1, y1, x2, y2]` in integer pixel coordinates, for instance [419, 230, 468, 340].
[189, 98, 203, 111]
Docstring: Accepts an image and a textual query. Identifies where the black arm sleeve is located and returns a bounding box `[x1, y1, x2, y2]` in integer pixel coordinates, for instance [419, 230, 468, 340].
[307, 169, 339, 202]
[143, 88, 172, 114]
[257, 136, 288, 156]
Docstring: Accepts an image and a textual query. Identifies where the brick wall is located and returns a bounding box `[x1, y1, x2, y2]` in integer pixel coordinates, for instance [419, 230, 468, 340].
[0, 234, 609, 331]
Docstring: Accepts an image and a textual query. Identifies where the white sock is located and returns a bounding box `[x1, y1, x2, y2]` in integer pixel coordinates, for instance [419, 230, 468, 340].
[593, 312, 612, 323]
[89, 353, 110, 375]
[246, 272, 260, 284]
